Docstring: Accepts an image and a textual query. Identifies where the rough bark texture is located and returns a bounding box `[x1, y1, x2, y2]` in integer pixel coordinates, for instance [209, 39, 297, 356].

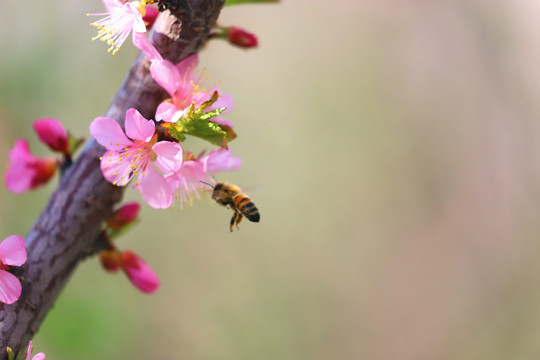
[0, 0, 225, 355]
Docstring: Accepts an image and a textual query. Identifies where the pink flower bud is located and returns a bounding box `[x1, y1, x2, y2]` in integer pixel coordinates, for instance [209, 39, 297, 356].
[107, 202, 141, 230]
[120, 250, 160, 293]
[227, 26, 258, 48]
[99, 249, 121, 272]
[5, 139, 57, 193]
[142, 6, 159, 30]
[33, 118, 69, 154]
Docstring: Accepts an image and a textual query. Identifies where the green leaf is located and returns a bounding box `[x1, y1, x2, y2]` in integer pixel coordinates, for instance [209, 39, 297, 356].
[160, 95, 237, 148]
[225, 0, 279, 6]
[67, 132, 85, 155]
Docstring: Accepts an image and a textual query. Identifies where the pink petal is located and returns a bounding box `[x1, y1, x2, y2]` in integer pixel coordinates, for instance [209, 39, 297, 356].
[0, 235, 26, 267]
[32, 353, 46, 360]
[4, 140, 57, 194]
[33, 118, 69, 153]
[120, 250, 160, 293]
[175, 55, 199, 79]
[155, 101, 179, 123]
[203, 149, 242, 174]
[5, 140, 34, 193]
[152, 141, 183, 173]
[211, 116, 234, 129]
[90, 117, 133, 150]
[100, 151, 135, 186]
[150, 59, 180, 97]
[133, 32, 162, 62]
[0, 270, 22, 304]
[138, 165, 173, 209]
[103, 0, 123, 12]
[126, 2, 147, 33]
[26, 340, 33, 360]
[207, 90, 234, 114]
[125, 108, 155, 142]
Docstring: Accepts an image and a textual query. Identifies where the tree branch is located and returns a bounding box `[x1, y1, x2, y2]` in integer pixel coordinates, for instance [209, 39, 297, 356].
[0, 0, 225, 354]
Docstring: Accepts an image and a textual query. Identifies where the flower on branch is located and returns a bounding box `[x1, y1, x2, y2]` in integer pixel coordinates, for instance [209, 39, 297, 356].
[150, 55, 234, 128]
[166, 148, 242, 209]
[90, 108, 183, 209]
[0, 235, 27, 304]
[88, 0, 162, 59]
[5, 139, 58, 194]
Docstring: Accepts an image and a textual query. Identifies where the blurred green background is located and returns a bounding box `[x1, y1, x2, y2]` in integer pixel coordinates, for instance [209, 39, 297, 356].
[3, 0, 540, 359]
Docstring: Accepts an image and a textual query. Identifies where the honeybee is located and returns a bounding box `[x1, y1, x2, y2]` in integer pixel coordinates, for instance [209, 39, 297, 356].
[205, 182, 260, 232]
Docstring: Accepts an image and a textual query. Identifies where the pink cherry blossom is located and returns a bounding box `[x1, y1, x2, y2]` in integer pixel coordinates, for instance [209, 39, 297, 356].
[26, 341, 46, 360]
[150, 55, 234, 127]
[90, 108, 183, 209]
[5, 139, 58, 194]
[89, 0, 162, 60]
[33, 118, 69, 154]
[166, 148, 241, 208]
[120, 250, 160, 293]
[0, 235, 27, 304]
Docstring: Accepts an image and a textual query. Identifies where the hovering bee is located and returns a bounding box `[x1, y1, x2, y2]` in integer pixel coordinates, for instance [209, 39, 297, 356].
[204, 182, 260, 232]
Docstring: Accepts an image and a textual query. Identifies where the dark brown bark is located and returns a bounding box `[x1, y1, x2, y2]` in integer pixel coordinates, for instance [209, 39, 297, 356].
[0, 0, 225, 355]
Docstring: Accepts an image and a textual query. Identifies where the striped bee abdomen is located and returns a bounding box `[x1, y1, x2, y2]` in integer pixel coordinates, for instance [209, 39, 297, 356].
[234, 195, 260, 222]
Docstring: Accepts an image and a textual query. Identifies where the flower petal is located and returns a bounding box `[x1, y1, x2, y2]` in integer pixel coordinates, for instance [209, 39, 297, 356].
[207, 90, 234, 114]
[0, 270, 22, 304]
[155, 101, 179, 123]
[150, 59, 180, 97]
[125, 108, 155, 142]
[90, 117, 132, 150]
[32, 353, 46, 360]
[0, 235, 26, 267]
[138, 165, 173, 209]
[132, 32, 162, 62]
[203, 148, 242, 174]
[175, 55, 199, 79]
[152, 141, 183, 173]
[100, 151, 134, 186]
[103, 0, 123, 12]
[5, 140, 34, 193]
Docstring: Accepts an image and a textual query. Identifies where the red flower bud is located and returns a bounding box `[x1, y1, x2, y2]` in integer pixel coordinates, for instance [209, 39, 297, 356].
[33, 118, 69, 154]
[120, 250, 160, 293]
[5, 139, 57, 193]
[227, 26, 258, 48]
[107, 202, 141, 230]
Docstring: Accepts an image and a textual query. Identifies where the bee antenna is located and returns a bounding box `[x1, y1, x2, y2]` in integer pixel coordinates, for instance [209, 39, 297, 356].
[200, 181, 214, 188]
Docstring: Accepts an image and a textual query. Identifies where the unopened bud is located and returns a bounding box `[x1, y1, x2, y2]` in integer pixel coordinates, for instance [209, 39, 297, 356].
[120, 250, 160, 293]
[107, 202, 141, 230]
[6, 347, 13, 360]
[99, 249, 121, 272]
[227, 26, 258, 48]
[5, 139, 57, 193]
[33, 118, 69, 154]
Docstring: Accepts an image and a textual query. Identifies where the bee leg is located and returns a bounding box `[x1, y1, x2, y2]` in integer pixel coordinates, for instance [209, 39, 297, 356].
[229, 211, 238, 232]
[235, 212, 244, 230]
